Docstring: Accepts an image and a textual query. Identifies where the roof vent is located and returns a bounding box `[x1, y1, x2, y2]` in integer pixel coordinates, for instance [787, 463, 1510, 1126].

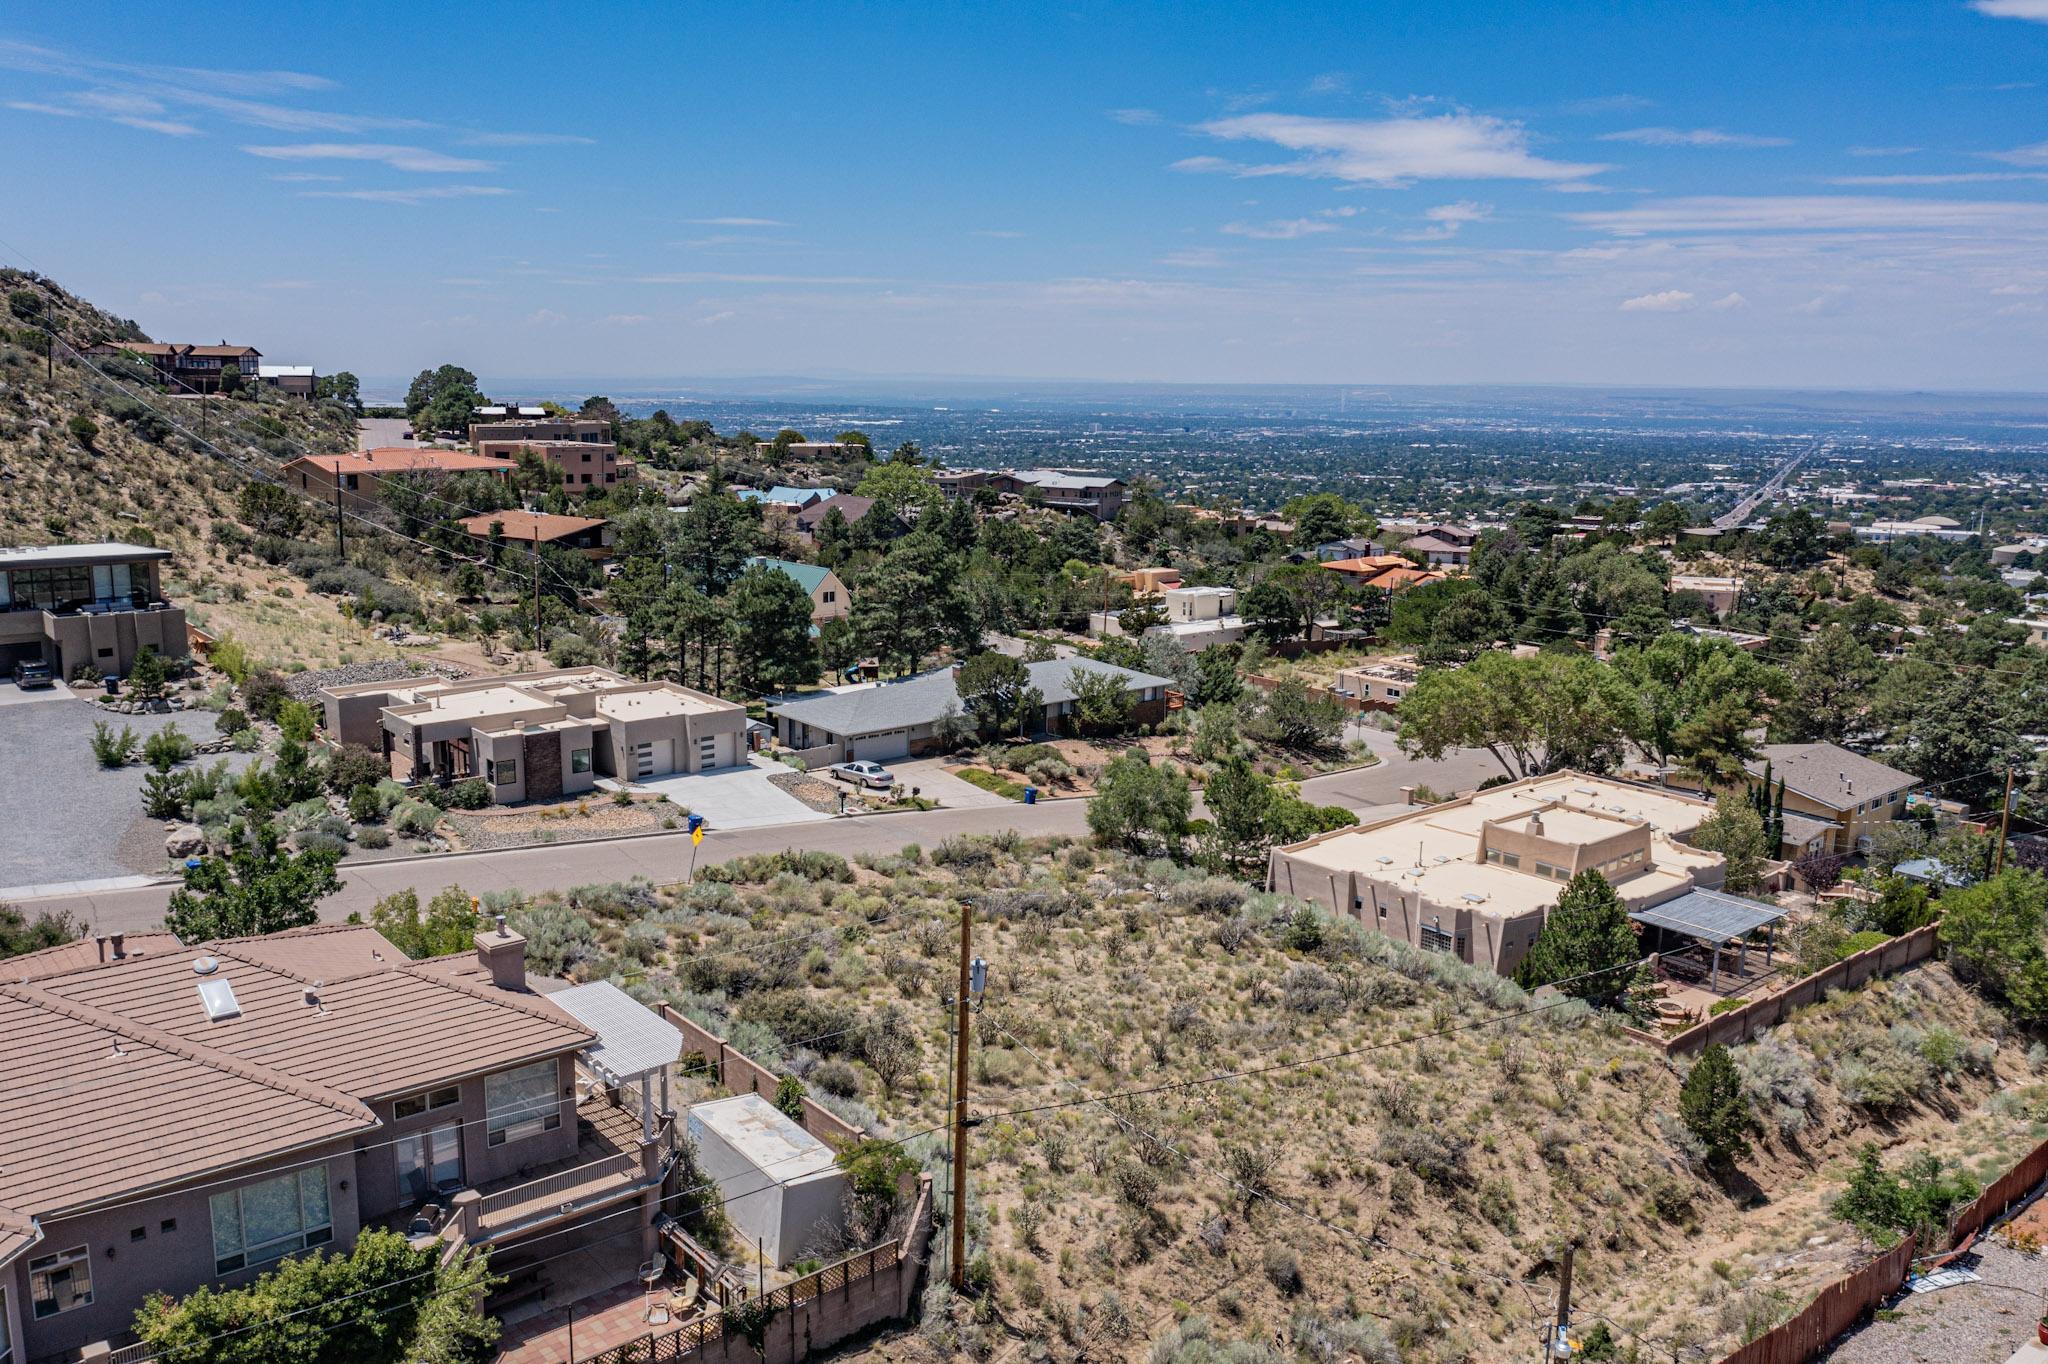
[191, 955, 219, 976]
[303, 980, 324, 1009]
[196, 976, 241, 1022]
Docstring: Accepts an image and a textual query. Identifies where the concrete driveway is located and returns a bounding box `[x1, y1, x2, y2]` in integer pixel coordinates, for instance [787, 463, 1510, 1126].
[885, 757, 1020, 810]
[0, 679, 74, 709]
[615, 756, 828, 830]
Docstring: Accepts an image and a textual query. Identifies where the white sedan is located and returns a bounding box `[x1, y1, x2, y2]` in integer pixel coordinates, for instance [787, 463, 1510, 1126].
[830, 760, 896, 789]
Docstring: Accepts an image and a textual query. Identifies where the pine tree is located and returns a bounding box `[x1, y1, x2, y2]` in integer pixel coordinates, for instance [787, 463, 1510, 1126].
[1679, 1043, 1755, 1170]
[1513, 869, 1643, 1004]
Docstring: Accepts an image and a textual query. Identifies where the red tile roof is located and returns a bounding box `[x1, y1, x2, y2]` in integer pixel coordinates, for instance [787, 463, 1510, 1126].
[457, 510, 609, 543]
[288, 447, 516, 476]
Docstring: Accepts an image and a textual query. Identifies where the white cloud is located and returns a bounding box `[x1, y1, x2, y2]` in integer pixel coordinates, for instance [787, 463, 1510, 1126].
[525, 309, 568, 326]
[1398, 200, 1494, 240]
[1597, 126, 1791, 148]
[1189, 111, 1609, 186]
[603, 313, 652, 325]
[269, 171, 342, 182]
[1306, 73, 1349, 96]
[1847, 145, 1922, 156]
[1567, 195, 2048, 234]
[1160, 248, 1229, 268]
[457, 130, 595, 146]
[7, 89, 199, 135]
[1829, 171, 2048, 185]
[1709, 291, 1749, 310]
[1986, 140, 2048, 166]
[1220, 217, 1339, 239]
[243, 143, 497, 172]
[1973, 0, 2048, 21]
[688, 216, 787, 227]
[1108, 108, 1162, 126]
[300, 185, 511, 204]
[1619, 289, 1695, 311]
[699, 310, 737, 325]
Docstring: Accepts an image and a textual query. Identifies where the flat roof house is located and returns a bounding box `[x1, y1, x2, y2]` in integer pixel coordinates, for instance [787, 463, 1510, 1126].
[746, 556, 850, 625]
[471, 438, 632, 495]
[1267, 773, 1727, 976]
[0, 921, 679, 1363]
[1090, 585, 1247, 651]
[255, 364, 318, 398]
[457, 510, 614, 560]
[1670, 574, 1744, 620]
[467, 416, 611, 445]
[317, 666, 748, 800]
[0, 542, 187, 680]
[281, 447, 516, 513]
[770, 657, 1171, 763]
[1334, 655, 1425, 710]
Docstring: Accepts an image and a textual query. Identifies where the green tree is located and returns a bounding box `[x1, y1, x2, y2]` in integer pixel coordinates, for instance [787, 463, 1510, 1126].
[315, 370, 362, 411]
[1249, 677, 1346, 754]
[1940, 869, 2048, 1025]
[164, 827, 341, 943]
[1280, 491, 1362, 547]
[1832, 1145, 1979, 1249]
[1610, 632, 1786, 773]
[855, 461, 942, 522]
[725, 564, 819, 693]
[237, 481, 306, 538]
[1892, 674, 2023, 809]
[1691, 793, 1772, 894]
[817, 615, 862, 677]
[1770, 624, 1879, 744]
[1398, 650, 1633, 780]
[851, 535, 972, 676]
[1, 902, 80, 959]
[675, 473, 761, 593]
[404, 363, 481, 423]
[1642, 500, 1693, 543]
[1069, 665, 1135, 736]
[132, 1230, 500, 1364]
[1087, 752, 1191, 855]
[956, 651, 1035, 737]
[1513, 868, 1644, 1003]
[1678, 1043, 1755, 1171]
[369, 886, 480, 960]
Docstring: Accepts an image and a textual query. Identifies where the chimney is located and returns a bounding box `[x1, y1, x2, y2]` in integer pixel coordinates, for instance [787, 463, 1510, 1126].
[475, 913, 527, 991]
[94, 934, 108, 964]
[1528, 812, 1545, 837]
[108, 932, 126, 961]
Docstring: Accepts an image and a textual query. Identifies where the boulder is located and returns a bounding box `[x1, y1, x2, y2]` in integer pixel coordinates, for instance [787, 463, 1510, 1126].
[165, 825, 205, 859]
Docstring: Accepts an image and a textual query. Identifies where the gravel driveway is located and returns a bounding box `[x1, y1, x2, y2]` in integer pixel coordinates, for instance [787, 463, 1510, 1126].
[0, 688, 229, 893]
[1825, 1240, 2048, 1363]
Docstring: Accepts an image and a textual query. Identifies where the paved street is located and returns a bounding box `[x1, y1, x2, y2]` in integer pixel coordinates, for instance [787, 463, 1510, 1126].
[356, 416, 415, 449]
[10, 740, 1500, 937]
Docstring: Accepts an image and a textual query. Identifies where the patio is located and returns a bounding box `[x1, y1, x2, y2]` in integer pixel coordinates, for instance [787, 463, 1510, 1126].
[1631, 888, 1793, 1028]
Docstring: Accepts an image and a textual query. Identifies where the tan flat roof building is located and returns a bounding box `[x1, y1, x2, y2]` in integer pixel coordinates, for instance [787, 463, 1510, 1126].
[317, 666, 747, 802]
[1267, 772, 1726, 975]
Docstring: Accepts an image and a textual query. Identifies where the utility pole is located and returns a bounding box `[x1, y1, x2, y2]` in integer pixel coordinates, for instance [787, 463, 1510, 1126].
[949, 899, 978, 1291]
[1543, 1242, 1576, 1362]
[42, 297, 52, 382]
[333, 467, 347, 561]
[531, 530, 543, 649]
[1995, 766, 2017, 876]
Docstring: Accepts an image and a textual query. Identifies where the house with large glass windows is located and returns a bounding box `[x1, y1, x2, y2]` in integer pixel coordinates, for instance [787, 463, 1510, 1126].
[0, 921, 682, 1362]
[0, 543, 187, 681]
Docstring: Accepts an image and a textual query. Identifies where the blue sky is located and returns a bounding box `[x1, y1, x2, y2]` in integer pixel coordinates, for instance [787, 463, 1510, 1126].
[3, 1, 2048, 391]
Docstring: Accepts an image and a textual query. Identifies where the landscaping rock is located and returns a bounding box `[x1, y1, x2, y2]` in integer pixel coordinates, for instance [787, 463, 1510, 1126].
[165, 824, 204, 858]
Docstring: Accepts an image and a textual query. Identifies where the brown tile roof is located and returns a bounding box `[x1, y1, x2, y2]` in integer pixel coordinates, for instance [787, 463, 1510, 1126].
[4, 931, 183, 983]
[795, 493, 876, 529]
[0, 983, 376, 1220]
[288, 447, 516, 476]
[1364, 566, 1447, 590]
[1, 926, 594, 1221]
[456, 510, 608, 543]
[1320, 555, 1413, 574]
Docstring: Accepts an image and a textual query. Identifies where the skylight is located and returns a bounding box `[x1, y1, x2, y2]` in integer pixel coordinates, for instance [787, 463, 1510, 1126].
[196, 977, 241, 1023]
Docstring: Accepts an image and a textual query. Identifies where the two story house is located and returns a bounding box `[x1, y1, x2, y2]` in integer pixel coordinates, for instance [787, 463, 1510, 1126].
[0, 543, 188, 681]
[745, 557, 849, 627]
[0, 922, 679, 1363]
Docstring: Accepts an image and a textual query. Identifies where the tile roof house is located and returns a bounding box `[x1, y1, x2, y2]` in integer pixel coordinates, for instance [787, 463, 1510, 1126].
[457, 510, 613, 560]
[281, 447, 516, 513]
[770, 657, 1171, 763]
[793, 493, 884, 538]
[746, 556, 850, 625]
[83, 342, 262, 394]
[0, 923, 679, 1363]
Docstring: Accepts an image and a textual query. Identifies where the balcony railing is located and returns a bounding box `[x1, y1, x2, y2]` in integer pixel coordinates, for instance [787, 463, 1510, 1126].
[472, 1150, 649, 1240]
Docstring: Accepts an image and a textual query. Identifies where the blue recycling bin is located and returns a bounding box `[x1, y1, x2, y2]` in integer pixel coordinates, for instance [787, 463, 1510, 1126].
[686, 813, 704, 833]
[1023, 786, 1038, 805]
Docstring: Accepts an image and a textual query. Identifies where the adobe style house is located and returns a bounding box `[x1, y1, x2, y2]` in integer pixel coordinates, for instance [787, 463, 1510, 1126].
[0, 543, 187, 680]
[83, 342, 262, 394]
[1089, 585, 1247, 651]
[1669, 574, 1744, 619]
[770, 658, 1170, 763]
[1268, 773, 1731, 977]
[933, 469, 1127, 521]
[467, 416, 611, 446]
[255, 364, 318, 398]
[317, 666, 748, 798]
[457, 510, 613, 561]
[0, 922, 681, 1363]
[746, 556, 849, 626]
[470, 439, 632, 495]
[1333, 655, 1425, 710]
[281, 447, 516, 513]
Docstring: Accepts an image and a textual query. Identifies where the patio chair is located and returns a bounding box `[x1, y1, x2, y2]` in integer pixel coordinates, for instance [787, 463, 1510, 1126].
[639, 1252, 668, 1323]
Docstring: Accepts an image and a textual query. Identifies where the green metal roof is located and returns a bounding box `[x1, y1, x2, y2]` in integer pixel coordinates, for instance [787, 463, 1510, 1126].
[747, 556, 831, 594]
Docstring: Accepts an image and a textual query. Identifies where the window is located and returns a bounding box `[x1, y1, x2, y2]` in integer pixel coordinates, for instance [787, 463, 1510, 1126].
[1386, 687, 1402, 700]
[823, 590, 837, 603]
[1420, 923, 1455, 953]
[129, 1227, 146, 1243]
[211, 1167, 332, 1274]
[393, 1084, 461, 1120]
[571, 748, 592, 774]
[491, 758, 517, 786]
[486, 1060, 561, 1146]
[397, 1121, 464, 1202]
[160, 1219, 177, 1234]
[29, 1246, 93, 1318]
[1534, 861, 1566, 880]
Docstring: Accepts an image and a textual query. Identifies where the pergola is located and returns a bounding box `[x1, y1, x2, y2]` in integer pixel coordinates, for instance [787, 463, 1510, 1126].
[1630, 888, 1790, 992]
[550, 980, 682, 1141]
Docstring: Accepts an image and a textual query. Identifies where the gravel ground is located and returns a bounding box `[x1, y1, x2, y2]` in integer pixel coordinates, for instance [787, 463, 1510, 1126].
[1825, 1240, 2048, 1363]
[441, 801, 670, 852]
[769, 769, 844, 813]
[284, 658, 466, 699]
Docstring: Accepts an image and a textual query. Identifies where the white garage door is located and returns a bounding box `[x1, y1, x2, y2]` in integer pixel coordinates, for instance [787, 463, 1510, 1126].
[634, 738, 674, 778]
[850, 729, 909, 762]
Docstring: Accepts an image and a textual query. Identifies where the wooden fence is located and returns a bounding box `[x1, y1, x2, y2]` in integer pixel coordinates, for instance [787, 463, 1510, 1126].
[1652, 921, 1942, 1058]
[1713, 1133, 2048, 1364]
[577, 1173, 934, 1364]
